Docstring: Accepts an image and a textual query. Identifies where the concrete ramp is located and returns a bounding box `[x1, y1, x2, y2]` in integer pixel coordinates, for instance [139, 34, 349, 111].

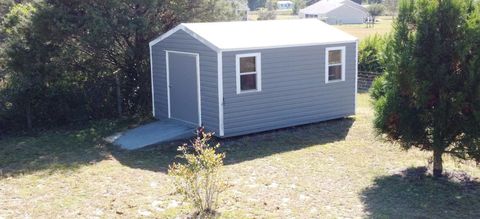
[106, 120, 196, 150]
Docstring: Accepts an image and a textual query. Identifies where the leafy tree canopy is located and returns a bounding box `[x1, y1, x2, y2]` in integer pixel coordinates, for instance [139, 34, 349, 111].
[367, 3, 385, 18]
[292, 0, 306, 15]
[358, 34, 387, 73]
[0, 0, 238, 132]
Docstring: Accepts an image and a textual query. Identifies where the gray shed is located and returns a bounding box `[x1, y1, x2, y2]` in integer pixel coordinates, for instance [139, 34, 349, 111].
[149, 19, 358, 137]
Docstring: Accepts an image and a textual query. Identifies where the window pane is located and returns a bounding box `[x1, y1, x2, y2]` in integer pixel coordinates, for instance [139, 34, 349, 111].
[240, 74, 257, 91]
[328, 65, 342, 81]
[240, 57, 256, 73]
[328, 50, 342, 64]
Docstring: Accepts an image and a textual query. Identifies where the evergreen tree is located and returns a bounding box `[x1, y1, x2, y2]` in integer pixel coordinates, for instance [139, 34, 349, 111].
[1, 3, 40, 130]
[371, 0, 480, 177]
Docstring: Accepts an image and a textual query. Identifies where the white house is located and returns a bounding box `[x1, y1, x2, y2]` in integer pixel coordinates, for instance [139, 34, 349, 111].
[299, 0, 368, 24]
[277, 0, 294, 10]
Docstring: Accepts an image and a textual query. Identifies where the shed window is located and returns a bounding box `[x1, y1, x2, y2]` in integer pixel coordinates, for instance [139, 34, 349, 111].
[236, 53, 261, 94]
[325, 47, 345, 83]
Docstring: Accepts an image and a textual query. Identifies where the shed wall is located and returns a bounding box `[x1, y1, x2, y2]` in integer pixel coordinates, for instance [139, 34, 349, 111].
[151, 30, 219, 133]
[325, 5, 368, 24]
[222, 42, 356, 137]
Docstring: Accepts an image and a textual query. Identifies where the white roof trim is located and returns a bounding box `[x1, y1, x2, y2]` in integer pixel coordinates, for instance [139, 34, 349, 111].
[220, 40, 357, 52]
[149, 25, 183, 47]
[149, 24, 221, 52]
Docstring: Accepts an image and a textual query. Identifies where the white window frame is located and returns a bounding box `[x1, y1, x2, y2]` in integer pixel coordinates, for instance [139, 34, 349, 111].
[325, 46, 346, 83]
[236, 53, 262, 94]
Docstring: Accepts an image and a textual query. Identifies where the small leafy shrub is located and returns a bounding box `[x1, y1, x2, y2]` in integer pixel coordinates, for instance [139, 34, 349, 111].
[358, 34, 388, 73]
[168, 128, 227, 217]
[369, 74, 388, 101]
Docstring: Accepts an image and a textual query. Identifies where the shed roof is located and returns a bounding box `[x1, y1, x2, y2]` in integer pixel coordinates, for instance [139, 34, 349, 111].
[300, 0, 367, 15]
[150, 19, 357, 52]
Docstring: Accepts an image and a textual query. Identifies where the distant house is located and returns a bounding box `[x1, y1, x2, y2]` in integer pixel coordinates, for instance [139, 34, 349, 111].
[149, 19, 358, 137]
[277, 0, 294, 10]
[299, 0, 369, 24]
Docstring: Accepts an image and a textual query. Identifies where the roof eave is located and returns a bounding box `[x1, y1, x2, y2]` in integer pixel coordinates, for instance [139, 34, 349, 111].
[149, 24, 221, 52]
[219, 39, 358, 52]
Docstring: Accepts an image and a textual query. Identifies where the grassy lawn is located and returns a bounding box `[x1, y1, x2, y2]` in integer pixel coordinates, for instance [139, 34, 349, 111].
[334, 16, 394, 40]
[2, 93, 480, 218]
[247, 11, 393, 40]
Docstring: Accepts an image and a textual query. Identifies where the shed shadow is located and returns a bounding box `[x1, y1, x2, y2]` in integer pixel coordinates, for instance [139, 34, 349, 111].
[0, 120, 127, 178]
[361, 167, 480, 218]
[112, 117, 354, 173]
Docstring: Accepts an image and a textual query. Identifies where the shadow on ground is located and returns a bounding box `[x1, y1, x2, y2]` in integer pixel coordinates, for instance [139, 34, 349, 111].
[361, 167, 480, 218]
[0, 119, 141, 178]
[112, 118, 354, 173]
[0, 118, 353, 177]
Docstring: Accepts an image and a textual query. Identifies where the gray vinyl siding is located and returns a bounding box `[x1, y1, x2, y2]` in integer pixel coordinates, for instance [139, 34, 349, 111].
[151, 30, 219, 133]
[222, 42, 356, 137]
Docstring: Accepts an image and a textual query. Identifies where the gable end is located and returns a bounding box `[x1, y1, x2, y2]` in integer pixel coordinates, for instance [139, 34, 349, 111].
[149, 24, 220, 52]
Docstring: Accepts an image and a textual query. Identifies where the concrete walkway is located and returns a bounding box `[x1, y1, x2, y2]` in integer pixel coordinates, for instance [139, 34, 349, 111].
[106, 119, 196, 150]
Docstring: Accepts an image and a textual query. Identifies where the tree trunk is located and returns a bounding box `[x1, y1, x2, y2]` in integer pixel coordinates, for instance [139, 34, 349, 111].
[115, 71, 122, 118]
[26, 101, 32, 131]
[433, 149, 443, 178]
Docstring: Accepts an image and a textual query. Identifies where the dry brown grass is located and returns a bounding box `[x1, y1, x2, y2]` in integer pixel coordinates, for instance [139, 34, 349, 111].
[2, 93, 480, 218]
[334, 16, 394, 40]
[246, 12, 394, 41]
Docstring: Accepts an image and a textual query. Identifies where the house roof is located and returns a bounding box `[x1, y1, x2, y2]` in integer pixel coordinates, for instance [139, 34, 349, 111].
[150, 19, 357, 52]
[300, 0, 367, 15]
[277, 1, 293, 4]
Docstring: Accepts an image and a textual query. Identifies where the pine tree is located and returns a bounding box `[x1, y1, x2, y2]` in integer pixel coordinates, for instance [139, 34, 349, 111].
[371, 0, 480, 177]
